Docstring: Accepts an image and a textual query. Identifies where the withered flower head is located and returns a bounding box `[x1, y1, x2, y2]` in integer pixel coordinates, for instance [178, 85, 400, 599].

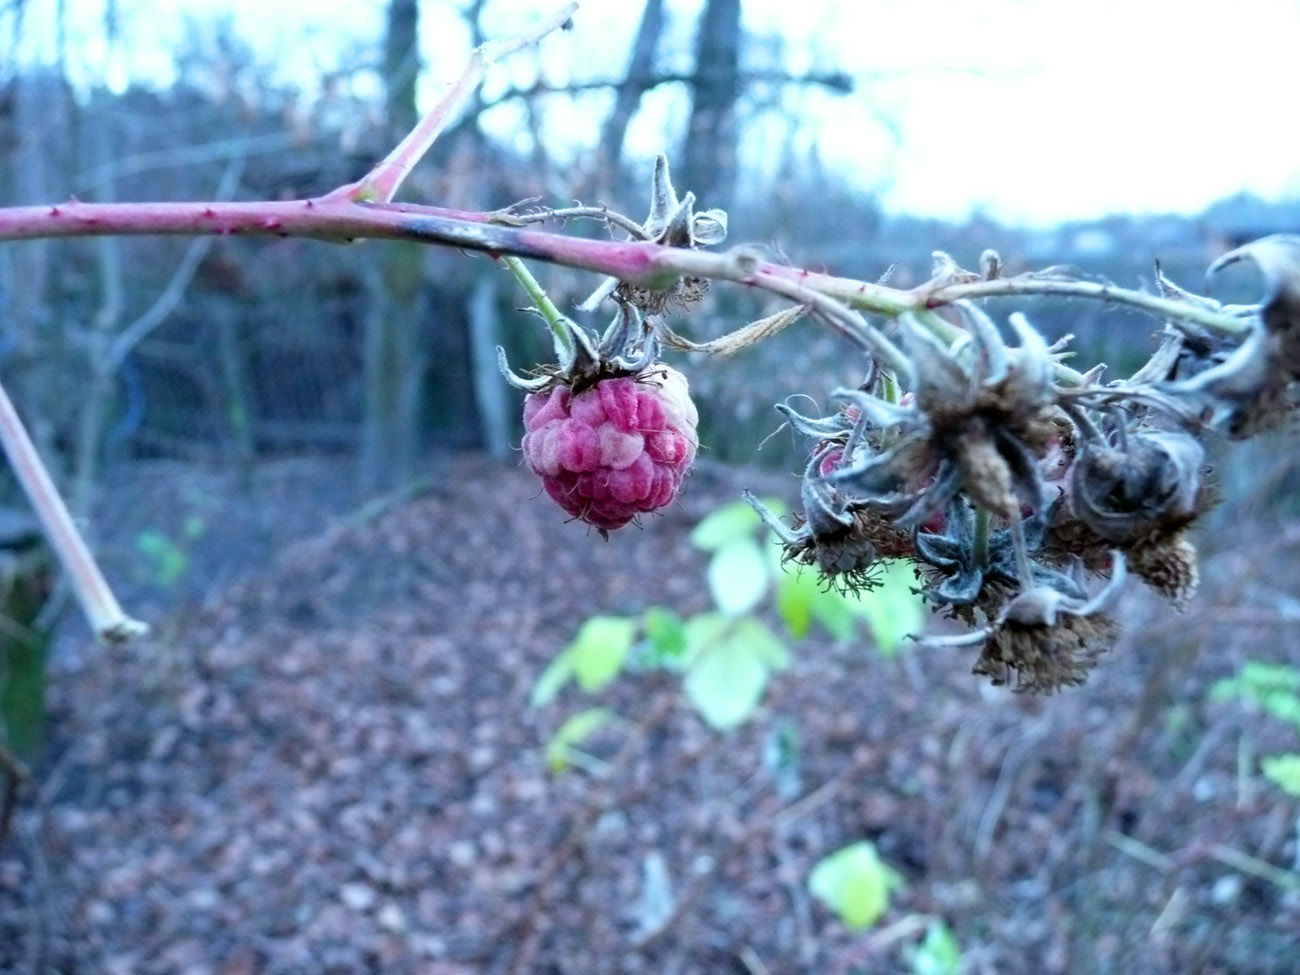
[926, 556, 1126, 694]
[581, 155, 727, 316]
[912, 498, 1088, 628]
[743, 446, 913, 596]
[1070, 428, 1204, 545]
[1125, 530, 1200, 609]
[825, 305, 1060, 526]
[1167, 235, 1300, 436]
[973, 607, 1120, 693]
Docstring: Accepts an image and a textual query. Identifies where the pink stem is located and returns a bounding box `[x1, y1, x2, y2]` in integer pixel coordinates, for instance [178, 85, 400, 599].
[0, 196, 665, 282]
[329, 2, 579, 204]
[0, 377, 146, 644]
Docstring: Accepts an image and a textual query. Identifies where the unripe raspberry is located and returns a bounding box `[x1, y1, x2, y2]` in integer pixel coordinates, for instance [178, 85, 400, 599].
[521, 367, 699, 532]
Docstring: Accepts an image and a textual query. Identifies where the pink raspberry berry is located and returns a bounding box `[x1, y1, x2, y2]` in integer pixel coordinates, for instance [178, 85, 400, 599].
[521, 367, 699, 532]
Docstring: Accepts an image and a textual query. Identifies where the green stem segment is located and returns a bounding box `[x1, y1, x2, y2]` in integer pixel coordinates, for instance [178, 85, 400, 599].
[503, 255, 574, 355]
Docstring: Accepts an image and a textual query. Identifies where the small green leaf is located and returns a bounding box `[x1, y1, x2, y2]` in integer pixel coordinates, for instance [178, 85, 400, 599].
[734, 617, 791, 671]
[1214, 662, 1300, 703]
[690, 501, 762, 552]
[808, 841, 904, 931]
[1209, 677, 1241, 702]
[776, 568, 817, 638]
[849, 560, 925, 656]
[545, 707, 615, 773]
[684, 630, 769, 730]
[1261, 690, 1300, 732]
[1261, 754, 1300, 796]
[707, 538, 770, 616]
[910, 920, 962, 975]
[682, 612, 730, 662]
[530, 650, 575, 708]
[1242, 661, 1300, 691]
[569, 616, 636, 693]
[642, 607, 687, 662]
[811, 585, 857, 642]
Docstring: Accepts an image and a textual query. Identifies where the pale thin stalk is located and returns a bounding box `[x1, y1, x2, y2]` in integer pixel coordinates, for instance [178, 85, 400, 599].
[0, 374, 146, 644]
[925, 275, 1250, 336]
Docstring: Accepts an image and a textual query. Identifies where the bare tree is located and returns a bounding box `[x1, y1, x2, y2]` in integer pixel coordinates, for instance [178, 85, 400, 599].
[681, 0, 741, 213]
[361, 0, 425, 491]
[595, 0, 666, 195]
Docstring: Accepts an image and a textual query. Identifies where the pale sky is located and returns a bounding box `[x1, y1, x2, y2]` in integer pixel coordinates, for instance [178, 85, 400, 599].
[8, 0, 1300, 225]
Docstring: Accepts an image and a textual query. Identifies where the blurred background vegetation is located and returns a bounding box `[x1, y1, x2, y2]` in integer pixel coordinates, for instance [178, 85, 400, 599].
[2, 0, 1296, 501]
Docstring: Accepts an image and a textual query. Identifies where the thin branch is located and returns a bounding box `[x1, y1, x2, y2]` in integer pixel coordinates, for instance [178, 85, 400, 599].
[493, 202, 650, 240]
[0, 373, 147, 644]
[1207, 843, 1300, 892]
[335, 2, 578, 204]
[107, 155, 247, 369]
[0, 197, 1252, 345]
[923, 275, 1251, 336]
[474, 67, 857, 114]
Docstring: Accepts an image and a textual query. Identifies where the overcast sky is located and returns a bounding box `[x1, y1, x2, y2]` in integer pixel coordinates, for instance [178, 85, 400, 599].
[9, 0, 1300, 225]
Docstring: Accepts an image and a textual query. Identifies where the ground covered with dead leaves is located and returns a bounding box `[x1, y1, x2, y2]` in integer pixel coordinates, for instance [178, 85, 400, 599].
[2, 450, 1299, 974]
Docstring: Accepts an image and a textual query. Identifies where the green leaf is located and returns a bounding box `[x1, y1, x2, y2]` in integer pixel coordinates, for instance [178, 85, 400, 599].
[811, 585, 857, 642]
[734, 617, 791, 671]
[776, 568, 818, 638]
[690, 501, 762, 552]
[910, 920, 962, 975]
[545, 707, 615, 773]
[684, 628, 769, 730]
[808, 841, 904, 931]
[1261, 754, 1300, 796]
[530, 650, 575, 708]
[1261, 690, 1300, 732]
[707, 538, 770, 616]
[569, 616, 637, 693]
[642, 606, 687, 663]
[682, 612, 730, 662]
[1213, 662, 1300, 704]
[1242, 661, 1300, 691]
[848, 560, 925, 656]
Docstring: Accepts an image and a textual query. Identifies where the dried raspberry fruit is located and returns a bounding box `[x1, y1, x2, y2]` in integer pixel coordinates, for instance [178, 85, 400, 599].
[521, 369, 698, 532]
[501, 304, 698, 533]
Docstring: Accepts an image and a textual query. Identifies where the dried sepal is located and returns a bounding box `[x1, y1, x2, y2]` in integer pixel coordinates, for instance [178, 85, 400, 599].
[670, 303, 809, 357]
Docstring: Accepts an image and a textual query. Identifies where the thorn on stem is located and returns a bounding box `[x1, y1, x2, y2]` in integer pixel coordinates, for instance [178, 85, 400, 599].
[48, 206, 60, 217]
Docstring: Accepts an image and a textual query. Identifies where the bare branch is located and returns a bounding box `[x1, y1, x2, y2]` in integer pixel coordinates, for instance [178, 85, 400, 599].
[0, 373, 147, 643]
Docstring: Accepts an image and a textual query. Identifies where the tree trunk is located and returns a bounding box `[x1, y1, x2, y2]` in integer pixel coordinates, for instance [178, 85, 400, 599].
[681, 0, 741, 214]
[362, 0, 425, 491]
[596, 0, 666, 196]
[468, 274, 511, 459]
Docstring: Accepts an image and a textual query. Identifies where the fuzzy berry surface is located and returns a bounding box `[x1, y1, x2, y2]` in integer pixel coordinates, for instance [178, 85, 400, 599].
[521, 368, 699, 531]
